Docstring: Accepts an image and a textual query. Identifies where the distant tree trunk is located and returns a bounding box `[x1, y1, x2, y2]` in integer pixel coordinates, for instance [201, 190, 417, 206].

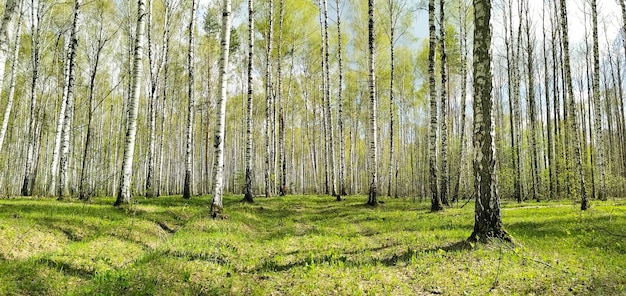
[439, 0, 449, 206]
[183, 0, 198, 199]
[114, 0, 146, 206]
[523, 1, 540, 201]
[469, 0, 509, 242]
[542, 1, 555, 200]
[366, 0, 378, 206]
[559, 0, 587, 210]
[157, 1, 172, 197]
[242, 0, 255, 203]
[428, 0, 442, 211]
[210, 0, 232, 217]
[58, 0, 81, 199]
[452, 0, 468, 203]
[590, 0, 606, 200]
[79, 11, 108, 201]
[0, 0, 22, 155]
[264, 0, 274, 198]
[337, 0, 346, 198]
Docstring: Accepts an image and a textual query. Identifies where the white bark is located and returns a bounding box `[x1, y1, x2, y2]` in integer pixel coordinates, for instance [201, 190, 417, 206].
[183, 0, 198, 199]
[58, 0, 81, 199]
[115, 0, 147, 206]
[210, 0, 231, 216]
[0, 0, 22, 155]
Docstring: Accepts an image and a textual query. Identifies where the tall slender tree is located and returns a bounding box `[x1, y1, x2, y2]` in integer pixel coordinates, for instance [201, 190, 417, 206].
[439, 0, 449, 206]
[183, 0, 198, 199]
[114, 0, 147, 206]
[264, 0, 274, 198]
[590, 0, 606, 200]
[366, 0, 378, 206]
[337, 0, 346, 198]
[429, 0, 442, 211]
[242, 0, 255, 203]
[559, 0, 588, 210]
[58, 0, 82, 199]
[0, 0, 22, 155]
[210, 0, 232, 217]
[469, 0, 509, 242]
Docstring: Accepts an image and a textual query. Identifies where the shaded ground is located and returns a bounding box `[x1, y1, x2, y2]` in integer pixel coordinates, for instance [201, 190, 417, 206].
[0, 195, 624, 295]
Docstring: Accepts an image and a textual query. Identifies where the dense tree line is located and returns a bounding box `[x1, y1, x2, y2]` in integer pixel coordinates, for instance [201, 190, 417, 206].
[0, 0, 625, 221]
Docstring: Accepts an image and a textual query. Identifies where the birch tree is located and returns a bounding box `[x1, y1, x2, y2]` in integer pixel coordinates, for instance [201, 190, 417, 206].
[366, 0, 378, 206]
[0, 0, 23, 155]
[429, 0, 443, 211]
[590, 0, 606, 201]
[439, 0, 449, 206]
[114, 0, 146, 206]
[210, 0, 231, 217]
[242, 0, 254, 203]
[58, 0, 82, 199]
[559, 0, 587, 210]
[469, 0, 509, 242]
[183, 0, 198, 199]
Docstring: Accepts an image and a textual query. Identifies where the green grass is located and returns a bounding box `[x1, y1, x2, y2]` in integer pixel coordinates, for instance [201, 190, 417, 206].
[0, 195, 625, 295]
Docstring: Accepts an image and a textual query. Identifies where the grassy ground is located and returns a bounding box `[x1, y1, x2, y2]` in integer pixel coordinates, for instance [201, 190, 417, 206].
[0, 195, 625, 295]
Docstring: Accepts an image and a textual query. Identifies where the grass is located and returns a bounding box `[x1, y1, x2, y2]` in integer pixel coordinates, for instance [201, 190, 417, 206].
[0, 195, 625, 295]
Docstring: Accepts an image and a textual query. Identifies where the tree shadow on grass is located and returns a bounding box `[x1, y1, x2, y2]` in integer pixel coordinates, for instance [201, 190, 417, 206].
[248, 239, 475, 273]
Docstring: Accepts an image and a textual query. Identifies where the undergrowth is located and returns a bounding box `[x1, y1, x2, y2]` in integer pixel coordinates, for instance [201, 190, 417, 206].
[0, 195, 624, 295]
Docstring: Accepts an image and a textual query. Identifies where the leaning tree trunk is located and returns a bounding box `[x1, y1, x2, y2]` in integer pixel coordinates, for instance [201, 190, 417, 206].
[559, 0, 588, 210]
[439, 0, 449, 206]
[114, 0, 146, 206]
[469, 0, 509, 243]
[242, 0, 255, 203]
[58, 0, 81, 199]
[428, 0, 442, 211]
[0, 0, 22, 155]
[366, 0, 378, 206]
[210, 0, 232, 217]
[183, 0, 198, 199]
[590, 0, 606, 200]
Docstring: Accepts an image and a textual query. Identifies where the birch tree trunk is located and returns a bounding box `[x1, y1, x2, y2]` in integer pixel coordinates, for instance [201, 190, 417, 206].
[590, 0, 606, 201]
[469, 0, 509, 242]
[210, 0, 231, 217]
[0, 0, 22, 155]
[386, 0, 395, 198]
[278, 0, 286, 196]
[428, 0, 442, 211]
[559, 0, 587, 210]
[523, 0, 539, 201]
[145, 0, 159, 198]
[336, 0, 346, 197]
[114, 0, 146, 206]
[21, 0, 43, 197]
[366, 0, 378, 206]
[242, 0, 254, 203]
[58, 0, 81, 199]
[542, 0, 555, 200]
[264, 0, 274, 198]
[79, 16, 107, 201]
[439, 0, 449, 206]
[183, 0, 198, 199]
[452, 0, 467, 202]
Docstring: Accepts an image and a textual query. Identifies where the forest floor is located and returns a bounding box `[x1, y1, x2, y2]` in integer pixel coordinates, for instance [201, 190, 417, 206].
[0, 195, 625, 295]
